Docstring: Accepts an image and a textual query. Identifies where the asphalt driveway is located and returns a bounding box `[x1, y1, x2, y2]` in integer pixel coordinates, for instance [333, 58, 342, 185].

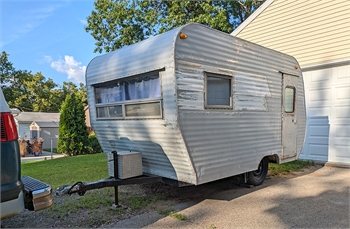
[105, 165, 350, 228]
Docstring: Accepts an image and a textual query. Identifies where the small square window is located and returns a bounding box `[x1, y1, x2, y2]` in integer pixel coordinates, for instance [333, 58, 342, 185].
[205, 73, 232, 108]
[284, 87, 295, 113]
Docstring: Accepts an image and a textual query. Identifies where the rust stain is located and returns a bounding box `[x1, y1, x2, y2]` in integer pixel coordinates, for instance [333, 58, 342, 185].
[1, 213, 19, 220]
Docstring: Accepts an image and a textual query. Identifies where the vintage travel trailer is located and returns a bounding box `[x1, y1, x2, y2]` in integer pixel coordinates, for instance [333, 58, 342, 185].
[85, 23, 306, 186]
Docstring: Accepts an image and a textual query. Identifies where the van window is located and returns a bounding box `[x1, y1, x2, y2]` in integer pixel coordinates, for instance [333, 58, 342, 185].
[284, 87, 295, 113]
[94, 72, 162, 119]
[205, 73, 232, 109]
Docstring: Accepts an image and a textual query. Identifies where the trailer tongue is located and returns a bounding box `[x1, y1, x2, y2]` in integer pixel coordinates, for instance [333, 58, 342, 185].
[56, 151, 161, 206]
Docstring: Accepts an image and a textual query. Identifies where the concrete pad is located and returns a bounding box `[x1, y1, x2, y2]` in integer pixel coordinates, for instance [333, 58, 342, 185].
[21, 151, 66, 162]
[105, 166, 350, 228]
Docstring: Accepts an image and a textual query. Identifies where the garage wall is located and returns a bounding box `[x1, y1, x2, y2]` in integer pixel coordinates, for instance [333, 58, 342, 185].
[300, 64, 350, 165]
[40, 127, 59, 149]
[232, 0, 350, 67]
[18, 123, 31, 140]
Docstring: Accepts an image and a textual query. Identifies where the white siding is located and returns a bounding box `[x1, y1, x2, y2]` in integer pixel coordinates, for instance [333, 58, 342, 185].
[18, 123, 30, 140]
[234, 0, 350, 67]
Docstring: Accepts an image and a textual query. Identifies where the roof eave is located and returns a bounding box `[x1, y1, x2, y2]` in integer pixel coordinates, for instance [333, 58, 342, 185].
[231, 0, 274, 36]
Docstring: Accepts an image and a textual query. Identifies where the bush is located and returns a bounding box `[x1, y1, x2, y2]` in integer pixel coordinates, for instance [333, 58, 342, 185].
[88, 133, 103, 154]
[58, 93, 89, 156]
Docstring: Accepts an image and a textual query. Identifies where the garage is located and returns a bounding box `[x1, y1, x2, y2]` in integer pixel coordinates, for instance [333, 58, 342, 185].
[300, 64, 350, 165]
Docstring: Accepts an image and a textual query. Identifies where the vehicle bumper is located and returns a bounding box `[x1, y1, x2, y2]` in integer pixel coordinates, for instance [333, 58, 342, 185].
[0, 191, 25, 220]
[22, 176, 53, 211]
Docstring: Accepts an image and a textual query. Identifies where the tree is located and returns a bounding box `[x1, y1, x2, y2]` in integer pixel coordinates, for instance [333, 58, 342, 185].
[57, 93, 89, 156]
[221, 0, 265, 28]
[85, 0, 265, 53]
[0, 51, 15, 86]
[4, 71, 60, 112]
[0, 51, 88, 112]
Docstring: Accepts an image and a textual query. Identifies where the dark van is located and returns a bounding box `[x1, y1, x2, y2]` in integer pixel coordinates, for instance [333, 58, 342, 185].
[0, 88, 53, 219]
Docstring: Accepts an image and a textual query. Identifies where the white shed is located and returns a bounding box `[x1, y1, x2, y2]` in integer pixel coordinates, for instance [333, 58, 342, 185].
[29, 121, 59, 149]
[231, 0, 350, 167]
[14, 112, 60, 142]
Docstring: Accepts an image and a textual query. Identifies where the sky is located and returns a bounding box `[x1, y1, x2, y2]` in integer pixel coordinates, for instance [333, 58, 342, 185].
[1, 0, 98, 86]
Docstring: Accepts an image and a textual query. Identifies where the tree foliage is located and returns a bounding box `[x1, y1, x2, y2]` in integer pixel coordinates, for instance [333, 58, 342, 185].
[0, 51, 15, 86]
[0, 51, 87, 112]
[85, 0, 265, 53]
[57, 93, 89, 156]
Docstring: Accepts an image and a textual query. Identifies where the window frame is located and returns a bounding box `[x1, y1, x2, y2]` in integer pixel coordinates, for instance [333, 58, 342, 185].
[94, 71, 163, 120]
[284, 86, 296, 113]
[204, 72, 233, 109]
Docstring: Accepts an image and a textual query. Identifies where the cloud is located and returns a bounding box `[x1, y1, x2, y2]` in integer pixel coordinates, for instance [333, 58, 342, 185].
[79, 19, 87, 26]
[51, 55, 86, 84]
[1, 3, 64, 48]
[40, 55, 53, 64]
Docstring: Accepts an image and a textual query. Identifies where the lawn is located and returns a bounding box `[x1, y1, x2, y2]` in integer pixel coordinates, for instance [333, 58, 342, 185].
[22, 154, 314, 189]
[21, 153, 108, 189]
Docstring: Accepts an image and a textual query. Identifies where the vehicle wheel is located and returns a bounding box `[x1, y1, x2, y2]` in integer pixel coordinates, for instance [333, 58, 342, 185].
[247, 157, 269, 186]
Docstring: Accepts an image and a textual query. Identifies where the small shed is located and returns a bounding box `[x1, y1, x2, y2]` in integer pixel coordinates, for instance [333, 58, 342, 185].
[14, 112, 60, 141]
[30, 121, 59, 149]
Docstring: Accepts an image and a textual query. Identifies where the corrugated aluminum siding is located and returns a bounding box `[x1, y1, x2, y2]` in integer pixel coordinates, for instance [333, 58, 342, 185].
[86, 27, 197, 184]
[234, 0, 350, 67]
[175, 24, 305, 185]
[86, 23, 306, 185]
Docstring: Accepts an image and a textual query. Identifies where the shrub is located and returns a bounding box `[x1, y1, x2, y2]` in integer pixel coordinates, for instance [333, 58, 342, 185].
[58, 93, 89, 156]
[88, 133, 103, 154]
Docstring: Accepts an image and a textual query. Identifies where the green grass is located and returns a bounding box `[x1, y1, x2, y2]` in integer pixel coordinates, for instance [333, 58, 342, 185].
[22, 154, 124, 227]
[269, 160, 315, 176]
[46, 188, 117, 214]
[207, 225, 217, 229]
[21, 153, 108, 189]
[127, 194, 160, 210]
[128, 196, 150, 210]
[159, 209, 188, 220]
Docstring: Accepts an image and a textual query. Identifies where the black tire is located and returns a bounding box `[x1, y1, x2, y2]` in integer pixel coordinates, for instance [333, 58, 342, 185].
[247, 157, 269, 186]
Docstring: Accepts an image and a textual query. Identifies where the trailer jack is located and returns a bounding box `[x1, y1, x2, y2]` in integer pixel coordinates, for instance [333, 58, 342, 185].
[56, 151, 161, 206]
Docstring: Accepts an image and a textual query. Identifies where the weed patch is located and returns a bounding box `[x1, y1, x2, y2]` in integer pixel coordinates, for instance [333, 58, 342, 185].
[269, 160, 315, 176]
[159, 209, 188, 220]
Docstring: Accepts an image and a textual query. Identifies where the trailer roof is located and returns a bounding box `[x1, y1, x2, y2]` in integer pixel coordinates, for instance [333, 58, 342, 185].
[86, 25, 185, 86]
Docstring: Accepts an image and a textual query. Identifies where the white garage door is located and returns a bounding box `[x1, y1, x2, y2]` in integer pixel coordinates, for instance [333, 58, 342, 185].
[300, 64, 350, 165]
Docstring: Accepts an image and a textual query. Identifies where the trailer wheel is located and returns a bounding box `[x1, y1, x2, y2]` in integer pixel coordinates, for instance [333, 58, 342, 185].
[247, 157, 268, 186]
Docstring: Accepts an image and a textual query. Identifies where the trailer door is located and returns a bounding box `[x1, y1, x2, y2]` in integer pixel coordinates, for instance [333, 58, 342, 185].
[282, 74, 298, 159]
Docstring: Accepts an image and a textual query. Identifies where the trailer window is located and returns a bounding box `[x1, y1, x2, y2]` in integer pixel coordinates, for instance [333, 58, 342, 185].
[96, 105, 123, 118]
[125, 102, 161, 117]
[205, 73, 232, 109]
[284, 87, 295, 113]
[95, 73, 160, 103]
[94, 72, 162, 119]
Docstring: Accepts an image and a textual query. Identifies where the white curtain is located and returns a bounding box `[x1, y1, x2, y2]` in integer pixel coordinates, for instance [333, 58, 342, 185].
[96, 75, 161, 103]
